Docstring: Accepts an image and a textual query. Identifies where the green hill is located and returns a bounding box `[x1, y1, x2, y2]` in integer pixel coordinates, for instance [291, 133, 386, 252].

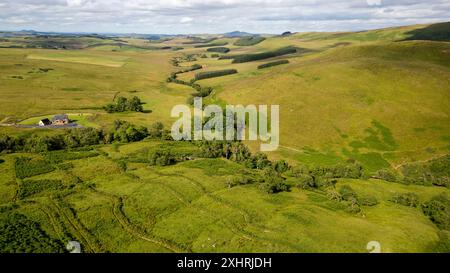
[0, 22, 449, 253]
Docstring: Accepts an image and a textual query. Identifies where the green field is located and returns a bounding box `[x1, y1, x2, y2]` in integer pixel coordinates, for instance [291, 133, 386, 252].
[0, 22, 449, 253]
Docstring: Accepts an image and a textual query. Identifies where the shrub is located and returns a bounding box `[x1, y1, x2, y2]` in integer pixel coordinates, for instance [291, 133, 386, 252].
[339, 185, 358, 202]
[245, 152, 271, 169]
[15, 157, 55, 179]
[0, 158, 4, 164]
[326, 189, 342, 202]
[260, 169, 291, 194]
[296, 174, 317, 189]
[207, 47, 230, 53]
[194, 69, 238, 81]
[345, 199, 362, 214]
[232, 47, 297, 63]
[391, 192, 420, 207]
[311, 163, 363, 179]
[148, 149, 176, 166]
[374, 168, 399, 182]
[359, 195, 379, 206]
[260, 178, 290, 194]
[198, 141, 226, 158]
[273, 160, 290, 173]
[110, 120, 149, 143]
[257, 60, 289, 69]
[234, 36, 266, 46]
[422, 194, 450, 230]
[226, 175, 254, 188]
[316, 177, 338, 188]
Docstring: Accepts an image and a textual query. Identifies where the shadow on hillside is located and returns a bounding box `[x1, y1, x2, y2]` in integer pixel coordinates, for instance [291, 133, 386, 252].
[402, 22, 450, 42]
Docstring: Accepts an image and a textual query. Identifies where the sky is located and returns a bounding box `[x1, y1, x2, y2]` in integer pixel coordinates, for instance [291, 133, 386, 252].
[0, 0, 449, 34]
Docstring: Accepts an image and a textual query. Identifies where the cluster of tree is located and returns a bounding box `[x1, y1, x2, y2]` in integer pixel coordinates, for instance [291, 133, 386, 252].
[194, 42, 228, 48]
[257, 60, 289, 69]
[232, 46, 297, 63]
[233, 36, 266, 46]
[194, 69, 238, 81]
[0, 120, 169, 154]
[422, 193, 450, 230]
[390, 192, 420, 207]
[325, 185, 378, 214]
[259, 169, 291, 194]
[103, 96, 144, 113]
[148, 149, 176, 166]
[401, 155, 449, 187]
[171, 54, 198, 67]
[0, 213, 66, 253]
[226, 175, 256, 188]
[207, 47, 230, 53]
[196, 141, 291, 193]
[373, 155, 449, 188]
[309, 162, 364, 179]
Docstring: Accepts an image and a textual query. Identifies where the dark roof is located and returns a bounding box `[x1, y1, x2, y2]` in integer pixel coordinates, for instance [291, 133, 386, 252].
[40, 118, 52, 125]
[52, 114, 69, 121]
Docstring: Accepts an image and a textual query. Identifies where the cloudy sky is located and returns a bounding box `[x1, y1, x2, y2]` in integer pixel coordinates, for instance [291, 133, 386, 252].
[0, 0, 449, 34]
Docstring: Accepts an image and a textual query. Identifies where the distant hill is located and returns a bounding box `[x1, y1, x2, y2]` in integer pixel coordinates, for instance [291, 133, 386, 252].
[223, 31, 255, 37]
[403, 21, 450, 42]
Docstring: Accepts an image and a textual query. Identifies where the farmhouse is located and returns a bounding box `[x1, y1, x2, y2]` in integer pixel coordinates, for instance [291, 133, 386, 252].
[52, 114, 69, 125]
[38, 118, 51, 127]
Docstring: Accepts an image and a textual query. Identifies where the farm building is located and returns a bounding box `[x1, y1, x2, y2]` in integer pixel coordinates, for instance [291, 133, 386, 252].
[52, 114, 69, 125]
[38, 118, 51, 126]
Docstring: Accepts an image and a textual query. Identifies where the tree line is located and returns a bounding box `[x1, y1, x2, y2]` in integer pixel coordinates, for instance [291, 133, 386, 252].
[0, 120, 170, 154]
[104, 96, 144, 113]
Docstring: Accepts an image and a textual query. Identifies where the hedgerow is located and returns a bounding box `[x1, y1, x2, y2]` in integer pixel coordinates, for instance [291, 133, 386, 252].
[234, 36, 266, 46]
[194, 42, 228, 48]
[257, 60, 289, 69]
[207, 47, 230, 53]
[232, 46, 297, 63]
[194, 69, 238, 81]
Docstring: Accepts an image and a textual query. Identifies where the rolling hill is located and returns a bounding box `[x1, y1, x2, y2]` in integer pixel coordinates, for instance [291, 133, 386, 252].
[0, 22, 449, 253]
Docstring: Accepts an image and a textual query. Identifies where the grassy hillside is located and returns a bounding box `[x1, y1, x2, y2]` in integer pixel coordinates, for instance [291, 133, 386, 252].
[0, 140, 448, 253]
[0, 22, 449, 253]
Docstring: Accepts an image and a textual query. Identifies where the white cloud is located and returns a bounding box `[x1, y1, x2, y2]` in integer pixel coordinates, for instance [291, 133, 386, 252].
[367, 0, 382, 6]
[66, 0, 88, 7]
[180, 17, 193, 23]
[0, 0, 448, 33]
